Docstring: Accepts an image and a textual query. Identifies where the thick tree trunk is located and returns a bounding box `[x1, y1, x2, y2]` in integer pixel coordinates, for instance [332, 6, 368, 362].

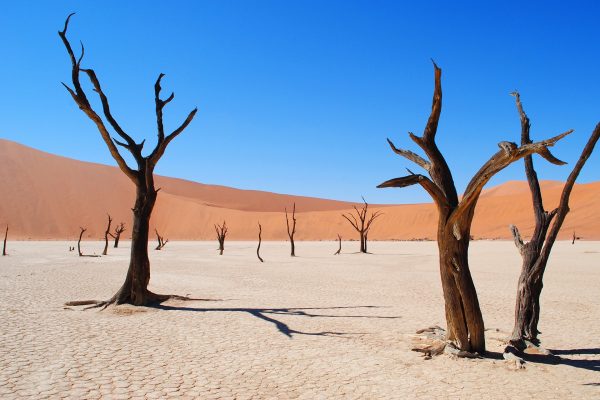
[438, 227, 485, 353]
[360, 234, 366, 253]
[511, 257, 544, 344]
[114, 232, 122, 248]
[111, 186, 157, 306]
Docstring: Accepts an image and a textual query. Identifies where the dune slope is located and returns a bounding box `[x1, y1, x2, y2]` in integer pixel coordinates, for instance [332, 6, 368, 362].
[0, 138, 598, 240]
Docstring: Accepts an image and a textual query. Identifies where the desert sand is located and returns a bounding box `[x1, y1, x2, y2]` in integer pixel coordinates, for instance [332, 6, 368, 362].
[1, 138, 599, 241]
[1, 240, 598, 399]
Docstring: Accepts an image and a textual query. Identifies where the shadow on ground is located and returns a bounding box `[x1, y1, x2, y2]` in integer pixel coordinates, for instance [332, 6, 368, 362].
[155, 303, 400, 338]
[487, 348, 600, 373]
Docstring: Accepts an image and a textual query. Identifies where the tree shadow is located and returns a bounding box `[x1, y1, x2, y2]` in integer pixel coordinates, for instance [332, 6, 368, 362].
[154, 304, 400, 338]
[487, 348, 600, 372]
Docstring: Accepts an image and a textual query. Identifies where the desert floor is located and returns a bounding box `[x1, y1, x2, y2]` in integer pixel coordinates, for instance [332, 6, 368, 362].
[0, 240, 598, 399]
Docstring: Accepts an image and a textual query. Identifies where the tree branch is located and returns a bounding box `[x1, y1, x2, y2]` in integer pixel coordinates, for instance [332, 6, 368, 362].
[540, 122, 600, 260]
[452, 129, 574, 226]
[386, 138, 431, 171]
[509, 224, 525, 254]
[58, 14, 137, 182]
[377, 174, 448, 209]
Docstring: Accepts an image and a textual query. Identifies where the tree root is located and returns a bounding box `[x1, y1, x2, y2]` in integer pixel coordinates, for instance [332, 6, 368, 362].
[412, 325, 482, 360]
[502, 339, 557, 369]
[64, 291, 201, 311]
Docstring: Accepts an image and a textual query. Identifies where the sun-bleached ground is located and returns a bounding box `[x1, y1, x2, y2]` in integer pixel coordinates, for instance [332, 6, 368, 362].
[0, 240, 598, 399]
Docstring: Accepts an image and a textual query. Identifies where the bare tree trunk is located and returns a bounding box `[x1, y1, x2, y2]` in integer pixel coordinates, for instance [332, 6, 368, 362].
[78, 227, 86, 257]
[257, 222, 264, 262]
[59, 14, 197, 307]
[214, 221, 227, 255]
[2, 225, 7, 256]
[285, 203, 297, 257]
[508, 94, 600, 350]
[571, 232, 576, 245]
[378, 63, 572, 354]
[113, 222, 126, 248]
[155, 228, 168, 250]
[102, 214, 113, 255]
[334, 234, 342, 255]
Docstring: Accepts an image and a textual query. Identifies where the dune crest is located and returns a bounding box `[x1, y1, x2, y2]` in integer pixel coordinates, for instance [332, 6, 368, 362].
[1, 138, 598, 240]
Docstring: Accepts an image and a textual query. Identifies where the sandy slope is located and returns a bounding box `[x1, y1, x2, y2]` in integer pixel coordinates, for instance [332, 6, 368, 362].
[1, 138, 598, 240]
[0, 241, 598, 399]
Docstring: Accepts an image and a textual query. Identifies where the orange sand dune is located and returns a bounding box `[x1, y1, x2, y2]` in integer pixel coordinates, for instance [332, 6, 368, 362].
[1, 138, 598, 240]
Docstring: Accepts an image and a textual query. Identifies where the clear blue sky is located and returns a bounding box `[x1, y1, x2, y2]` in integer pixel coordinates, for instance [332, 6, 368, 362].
[1, 1, 598, 204]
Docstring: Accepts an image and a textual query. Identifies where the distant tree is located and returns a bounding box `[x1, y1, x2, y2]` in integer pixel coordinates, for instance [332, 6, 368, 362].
[214, 221, 228, 255]
[155, 229, 168, 250]
[377, 63, 572, 354]
[257, 222, 264, 262]
[113, 222, 126, 248]
[341, 198, 382, 253]
[334, 234, 342, 255]
[77, 227, 86, 257]
[102, 214, 113, 256]
[60, 14, 197, 307]
[285, 203, 297, 257]
[506, 93, 600, 358]
[2, 225, 7, 256]
[77, 227, 99, 257]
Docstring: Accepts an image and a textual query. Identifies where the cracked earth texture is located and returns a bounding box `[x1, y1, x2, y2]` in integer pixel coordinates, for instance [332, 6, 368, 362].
[1, 240, 599, 399]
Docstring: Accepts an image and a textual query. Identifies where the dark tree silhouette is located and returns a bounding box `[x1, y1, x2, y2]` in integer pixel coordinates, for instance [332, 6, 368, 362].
[285, 203, 297, 257]
[377, 63, 572, 354]
[113, 222, 126, 248]
[341, 198, 382, 253]
[60, 14, 197, 307]
[214, 221, 228, 255]
[102, 214, 113, 256]
[257, 222, 264, 262]
[505, 93, 600, 358]
[2, 225, 7, 256]
[155, 229, 168, 250]
[334, 234, 342, 255]
[77, 227, 86, 257]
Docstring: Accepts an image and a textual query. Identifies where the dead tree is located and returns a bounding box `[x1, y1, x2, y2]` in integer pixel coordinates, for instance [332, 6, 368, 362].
[334, 234, 342, 255]
[214, 221, 228, 255]
[2, 225, 7, 256]
[60, 14, 197, 307]
[76, 227, 99, 257]
[257, 222, 264, 262]
[341, 198, 382, 253]
[506, 93, 600, 356]
[377, 63, 572, 354]
[285, 203, 297, 256]
[102, 214, 113, 255]
[113, 222, 126, 248]
[155, 229, 168, 250]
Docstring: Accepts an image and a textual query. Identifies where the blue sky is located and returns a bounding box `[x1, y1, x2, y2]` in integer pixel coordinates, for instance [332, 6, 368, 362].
[1, 1, 598, 204]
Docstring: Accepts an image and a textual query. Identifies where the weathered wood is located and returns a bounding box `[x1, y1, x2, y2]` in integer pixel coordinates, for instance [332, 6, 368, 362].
[285, 203, 297, 256]
[334, 234, 342, 255]
[341, 198, 382, 253]
[214, 221, 227, 255]
[155, 229, 168, 250]
[2, 225, 7, 256]
[257, 222, 264, 262]
[378, 64, 572, 354]
[102, 214, 113, 255]
[113, 222, 126, 248]
[60, 14, 197, 306]
[509, 92, 600, 348]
